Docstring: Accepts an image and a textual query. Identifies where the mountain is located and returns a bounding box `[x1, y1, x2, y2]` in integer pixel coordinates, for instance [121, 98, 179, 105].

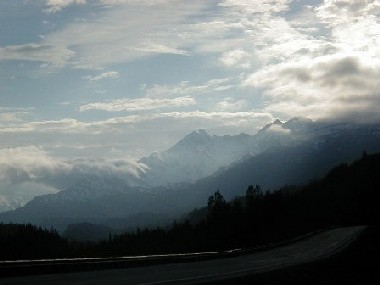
[1, 118, 380, 231]
[138, 129, 254, 186]
[0, 175, 183, 232]
[162, 118, 380, 205]
[0, 197, 23, 213]
[138, 118, 312, 187]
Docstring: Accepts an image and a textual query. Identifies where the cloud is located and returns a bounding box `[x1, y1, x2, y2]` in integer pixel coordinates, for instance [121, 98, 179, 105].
[44, 0, 87, 13]
[0, 44, 75, 67]
[8, 0, 292, 71]
[316, 0, 380, 25]
[245, 53, 380, 121]
[1, 1, 214, 68]
[316, 0, 380, 58]
[99, 0, 172, 6]
[144, 78, 236, 99]
[79, 96, 196, 112]
[67, 157, 147, 180]
[105, 110, 271, 128]
[219, 49, 252, 69]
[238, 0, 380, 122]
[0, 146, 149, 211]
[85, 71, 120, 81]
[0, 112, 28, 123]
[213, 98, 248, 112]
[266, 124, 291, 135]
[218, 0, 290, 14]
[38, 0, 213, 69]
[0, 118, 88, 134]
[0, 146, 146, 186]
[0, 107, 33, 123]
[133, 43, 190, 56]
[0, 111, 272, 135]
[0, 147, 72, 183]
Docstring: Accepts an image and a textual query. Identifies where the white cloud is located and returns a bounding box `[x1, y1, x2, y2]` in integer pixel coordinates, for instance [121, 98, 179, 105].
[219, 49, 252, 69]
[1, 1, 214, 68]
[99, 0, 172, 5]
[0, 146, 146, 185]
[0, 146, 149, 210]
[85, 71, 120, 81]
[39, 0, 213, 69]
[316, 0, 380, 59]
[144, 78, 236, 99]
[0, 44, 75, 67]
[214, 98, 248, 112]
[266, 123, 291, 135]
[238, 0, 380, 122]
[0, 147, 72, 182]
[134, 43, 190, 56]
[79, 96, 196, 112]
[245, 53, 380, 121]
[218, 0, 291, 14]
[0, 112, 28, 123]
[0, 107, 33, 123]
[116, 110, 266, 126]
[45, 0, 87, 13]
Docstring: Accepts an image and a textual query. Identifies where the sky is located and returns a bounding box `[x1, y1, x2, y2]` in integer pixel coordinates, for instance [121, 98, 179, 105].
[0, 0, 380, 202]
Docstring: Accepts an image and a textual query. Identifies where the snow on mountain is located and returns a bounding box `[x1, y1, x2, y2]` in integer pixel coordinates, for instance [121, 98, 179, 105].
[138, 129, 255, 186]
[137, 117, 357, 187]
[0, 196, 23, 213]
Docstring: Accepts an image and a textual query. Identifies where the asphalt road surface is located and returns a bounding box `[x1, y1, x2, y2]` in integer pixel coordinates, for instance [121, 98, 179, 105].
[1, 226, 366, 285]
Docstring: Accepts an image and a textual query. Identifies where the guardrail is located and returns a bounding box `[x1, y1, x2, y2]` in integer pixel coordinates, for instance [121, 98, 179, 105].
[0, 225, 342, 277]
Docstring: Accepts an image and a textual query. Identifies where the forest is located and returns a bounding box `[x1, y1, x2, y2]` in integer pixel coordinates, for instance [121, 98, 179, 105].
[1, 152, 379, 260]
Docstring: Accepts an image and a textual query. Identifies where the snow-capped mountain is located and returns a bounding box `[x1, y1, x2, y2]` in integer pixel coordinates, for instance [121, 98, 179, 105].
[1, 117, 380, 231]
[138, 118, 315, 187]
[138, 129, 254, 186]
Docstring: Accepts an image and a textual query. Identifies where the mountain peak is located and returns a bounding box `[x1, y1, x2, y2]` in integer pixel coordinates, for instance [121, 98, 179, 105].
[169, 129, 210, 151]
[285, 117, 313, 125]
[184, 129, 210, 141]
[259, 119, 284, 133]
[283, 117, 314, 133]
[192, 129, 208, 136]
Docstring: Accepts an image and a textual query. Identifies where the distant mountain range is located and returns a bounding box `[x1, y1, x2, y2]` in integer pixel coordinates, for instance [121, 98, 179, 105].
[1, 117, 380, 231]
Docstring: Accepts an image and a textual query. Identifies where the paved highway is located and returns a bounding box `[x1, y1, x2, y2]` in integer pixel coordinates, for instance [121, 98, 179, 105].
[1, 226, 366, 285]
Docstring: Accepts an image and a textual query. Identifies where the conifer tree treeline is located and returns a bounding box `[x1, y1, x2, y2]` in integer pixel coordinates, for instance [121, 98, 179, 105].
[0, 224, 68, 260]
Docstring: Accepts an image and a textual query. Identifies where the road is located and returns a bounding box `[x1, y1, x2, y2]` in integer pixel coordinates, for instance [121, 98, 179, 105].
[0, 226, 366, 285]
